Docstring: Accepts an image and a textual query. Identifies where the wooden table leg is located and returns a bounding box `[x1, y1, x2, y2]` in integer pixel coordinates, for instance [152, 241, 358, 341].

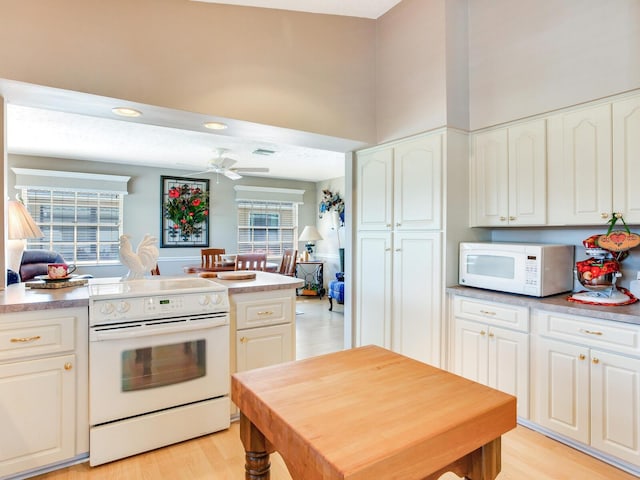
[239, 412, 271, 480]
[423, 437, 502, 480]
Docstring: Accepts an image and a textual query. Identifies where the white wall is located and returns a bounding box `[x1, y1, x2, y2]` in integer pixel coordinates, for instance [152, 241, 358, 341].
[468, 0, 640, 130]
[8, 154, 318, 278]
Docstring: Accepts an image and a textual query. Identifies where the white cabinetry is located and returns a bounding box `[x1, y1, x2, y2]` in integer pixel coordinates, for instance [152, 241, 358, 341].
[613, 96, 640, 224]
[0, 307, 88, 478]
[451, 296, 529, 418]
[355, 132, 448, 366]
[533, 309, 640, 469]
[470, 119, 546, 227]
[231, 289, 295, 375]
[356, 134, 442, 231]
[547, 93, 640, 225]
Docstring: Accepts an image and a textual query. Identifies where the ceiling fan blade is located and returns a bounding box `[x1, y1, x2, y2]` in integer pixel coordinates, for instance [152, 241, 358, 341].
[219, 157, 237, 169]
[181, 170, 211, 177]
[233, 167, 270, 173]
[224, 170, 242, 180]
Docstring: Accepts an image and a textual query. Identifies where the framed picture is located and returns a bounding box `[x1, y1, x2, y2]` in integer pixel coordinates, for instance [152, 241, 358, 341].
[160, 175, 210, 248]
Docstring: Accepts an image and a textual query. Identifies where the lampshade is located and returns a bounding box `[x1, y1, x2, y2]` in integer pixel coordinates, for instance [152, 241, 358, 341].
[8, 200, 44, 239]
[298, 225, 323, 242]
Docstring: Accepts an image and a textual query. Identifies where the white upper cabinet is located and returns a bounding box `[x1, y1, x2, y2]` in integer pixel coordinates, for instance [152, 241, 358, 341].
[470, 120, 546, 226]
[393, 135, 442, 231]
[549, 104, 613, 225]
[613, 96, 640, 224]
[356, 134, 442, 232]
[356, 147, 393, 231]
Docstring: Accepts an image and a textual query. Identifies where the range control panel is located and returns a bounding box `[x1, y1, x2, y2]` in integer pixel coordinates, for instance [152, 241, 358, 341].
[90, 291, 229, 325]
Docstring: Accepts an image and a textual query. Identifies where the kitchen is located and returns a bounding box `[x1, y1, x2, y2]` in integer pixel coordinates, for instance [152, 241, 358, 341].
[1, 0, 640, 479]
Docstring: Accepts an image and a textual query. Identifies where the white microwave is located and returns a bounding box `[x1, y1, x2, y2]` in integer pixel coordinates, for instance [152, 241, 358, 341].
[459, 242, 575, 297]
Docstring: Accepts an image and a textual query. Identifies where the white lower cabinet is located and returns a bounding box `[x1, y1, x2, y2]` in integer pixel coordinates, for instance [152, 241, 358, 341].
[0, 308, 88, 478]
[533, 309, 640, 469]
[451, 296, 529, 418]
[236, 323, 293, 372]
[230, 289, 296, 375]
[356, 231, 442, 366]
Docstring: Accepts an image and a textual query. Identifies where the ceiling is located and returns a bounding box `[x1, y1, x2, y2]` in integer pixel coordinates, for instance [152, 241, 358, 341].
[2, 79, 366, 183]
[191, 0, 403, 19]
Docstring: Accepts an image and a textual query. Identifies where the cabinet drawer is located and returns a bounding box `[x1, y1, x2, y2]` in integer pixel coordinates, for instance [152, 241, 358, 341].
[453, 296, 529, 332]
[236, 296, 292, 330]
[535, 309, 640, 357]
[0, 316, 75, 362]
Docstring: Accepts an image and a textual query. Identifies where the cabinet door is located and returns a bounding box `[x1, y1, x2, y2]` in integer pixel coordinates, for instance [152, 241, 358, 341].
[613, 96, 640, 223]
[394, 135, 442, 230]
[236, 324, 293, 373]
[470, 128, 509, 226]
[535, 337, 590, 443]
[507, 120, 547, 225]
[590, 349, 640, 465]
[355, 232, 392, 349]
[0, 354, 76, 477]
[561, 104, 612, 224]
[453, 319, 488, 385]
[392, 231, 441, 366]
[488, 326, 529, 419]
[356, 147, 393, 231]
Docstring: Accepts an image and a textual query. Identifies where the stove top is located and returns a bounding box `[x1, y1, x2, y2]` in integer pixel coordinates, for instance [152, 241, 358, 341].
[88, 277, 225, 299]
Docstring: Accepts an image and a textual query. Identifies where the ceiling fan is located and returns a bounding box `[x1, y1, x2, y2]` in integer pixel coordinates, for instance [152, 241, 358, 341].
[188, 148, 269, 180]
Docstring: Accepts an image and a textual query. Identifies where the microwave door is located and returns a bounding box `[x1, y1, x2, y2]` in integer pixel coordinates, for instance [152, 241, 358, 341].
[464, 252, 527, 293]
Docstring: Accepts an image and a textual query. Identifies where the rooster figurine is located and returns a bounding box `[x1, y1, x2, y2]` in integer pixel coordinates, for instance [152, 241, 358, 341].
[119, 234, 159, 280]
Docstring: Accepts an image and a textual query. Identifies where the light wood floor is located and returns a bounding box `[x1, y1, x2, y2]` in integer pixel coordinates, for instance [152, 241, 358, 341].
[32, 298, 637, 479]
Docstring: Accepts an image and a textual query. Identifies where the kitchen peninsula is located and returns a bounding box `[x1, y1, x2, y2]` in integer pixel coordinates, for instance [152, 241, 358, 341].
[0, 272, 302, 479]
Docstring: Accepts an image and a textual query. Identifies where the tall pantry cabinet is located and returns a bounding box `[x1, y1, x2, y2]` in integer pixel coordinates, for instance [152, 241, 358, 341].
[353, 129, 482, 367]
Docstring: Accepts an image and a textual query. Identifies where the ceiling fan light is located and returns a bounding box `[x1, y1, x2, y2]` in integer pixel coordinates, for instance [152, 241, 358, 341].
[111, 107, 142, 118]
[203, 121, 228, 130]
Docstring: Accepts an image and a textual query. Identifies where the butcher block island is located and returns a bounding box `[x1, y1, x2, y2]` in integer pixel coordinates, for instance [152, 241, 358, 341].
[232, 345, 517, 480]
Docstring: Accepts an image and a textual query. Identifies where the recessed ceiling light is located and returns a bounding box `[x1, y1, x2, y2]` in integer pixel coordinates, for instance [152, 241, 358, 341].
[203, 121, 228, 130]
[112, 107, 142, 118]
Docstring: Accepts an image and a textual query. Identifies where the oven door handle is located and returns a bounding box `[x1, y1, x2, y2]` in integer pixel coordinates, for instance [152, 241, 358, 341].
[90, 318, 228, 342]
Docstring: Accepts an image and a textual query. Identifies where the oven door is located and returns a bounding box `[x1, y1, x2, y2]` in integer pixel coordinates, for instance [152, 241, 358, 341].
[89, 314, 229, 426]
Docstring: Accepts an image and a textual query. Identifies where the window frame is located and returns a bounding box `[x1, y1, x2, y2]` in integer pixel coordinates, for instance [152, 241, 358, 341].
[237, 200, 298, 257]
[20, 187, 125, 265]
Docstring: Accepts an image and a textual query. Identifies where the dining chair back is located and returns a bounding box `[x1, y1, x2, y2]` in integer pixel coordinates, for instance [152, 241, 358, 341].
[201, 248, 226, 270]
[150, 264, 160, 276]
[278, 249, 297, 276]
[235, 253, 267, 271]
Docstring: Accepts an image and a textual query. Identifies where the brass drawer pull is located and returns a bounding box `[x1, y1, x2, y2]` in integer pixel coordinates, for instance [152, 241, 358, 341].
[257, 311, 274, 316]
[10, 335, 42, 343]
[480, 310, 496, 316]
[580, 329, 603, 336]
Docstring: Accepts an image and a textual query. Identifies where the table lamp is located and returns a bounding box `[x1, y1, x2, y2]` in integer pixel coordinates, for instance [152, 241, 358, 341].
[6, 200, 44, 273]
[298, 225, 323, 259]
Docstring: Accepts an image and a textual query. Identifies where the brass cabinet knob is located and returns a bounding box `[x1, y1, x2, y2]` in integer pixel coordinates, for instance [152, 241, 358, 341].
[240, 337, 248, 344]
[592, 358, 600, 365]
[601, 213, 609, 219]
[509, 216, 516, 221]
[579, 354, 586, 360]
[480, 330, 486, 336]
[499, 216, 507, 221]
[64, 362, 73, 371]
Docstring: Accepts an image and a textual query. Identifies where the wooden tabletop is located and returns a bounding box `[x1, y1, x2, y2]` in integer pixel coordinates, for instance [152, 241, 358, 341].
[232, 345, 517, 480]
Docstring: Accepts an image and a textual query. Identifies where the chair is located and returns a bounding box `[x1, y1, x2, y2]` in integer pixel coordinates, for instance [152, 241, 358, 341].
[19, 249, 66, 281]
[201, 248, 226, 270]
[235, 253, 267, 271]
[278, 249, 297, 276]
[328, 272, 345, 311]
[150, 264, 160, 276]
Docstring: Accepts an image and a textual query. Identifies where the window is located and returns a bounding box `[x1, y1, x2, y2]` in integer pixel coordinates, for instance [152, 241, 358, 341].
[20, 188, 124, 264]
[237, 201, 297, 256]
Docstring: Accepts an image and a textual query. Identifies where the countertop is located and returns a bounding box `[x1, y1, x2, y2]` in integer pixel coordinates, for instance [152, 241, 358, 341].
[211, 271, 303, 294]
[447, 285, 640, 326]
[0, 272, 304, 314]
